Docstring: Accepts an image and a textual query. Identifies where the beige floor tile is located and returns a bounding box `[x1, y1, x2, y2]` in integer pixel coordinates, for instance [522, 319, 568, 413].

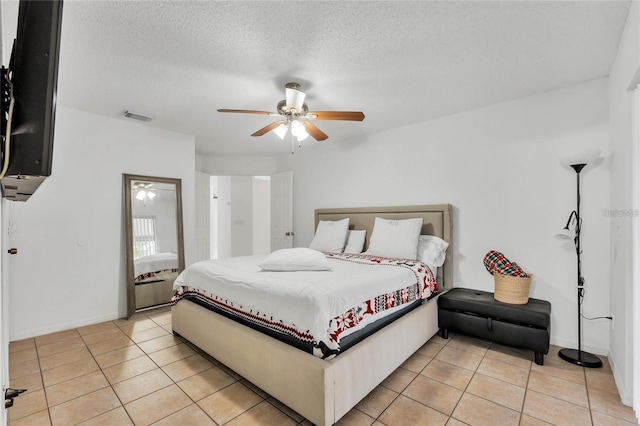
[42, 357, 100, 388]
[266, 397, 306, 423]
[128, 326, 170, 344]
[7, 389, 47, 422]
[451, 393, 520, 426]
[9, 372, 43, 395]
[591, 408, 639, 426]
[39, 346, 92, 371]
[519, 414, 553, 425]
[476, 357, 529, 388]
[588, 387, 638, 423]
[403, 375, 462, 415]
[446, 334, 490, 357]
[161, 324, 173, 334]
[532, 356, 586, 385]
[148, 311, 172, 326]
[428, 333, 452, 346]
[485, 343, 533, 369]
[94, 344, 146, 369]
[7, 408, 50, 426]
[378, 394, 449, 426]
[9, 348, 37, 366]
[124, 384, 192, 425]
[445, 418, 471, 426]
[112, 368, 173, 404]
[465, 373, 525, 412]
[522, 389, 591, 425]
[400, 352, 432, 373]
[102, 355, 158, 385]
[420, 358, 474, 391]
[137, 334, 181, 354]
[45, 370, 109, 407]
[355, 385, 398, 418]
[416, 341, 445, 358]
[9, 358, 40, 380]
[77, 406, 133, 425]
[381, 367, 417, 393]
[152, 403, 216, 426]
[334, 408, 375, 426]
[148, 343, 196, 366]
[177, 365, 236, 401]
[35, 329, 80, 347]
[87, 334, 134, 356]
[9, 339, 35, 353]
[161, 353, 214, 382]
[76, 320, 118, 337]
[226, 400, 298, 426]
[117, 318, 159, 336]
[81, 328, 126, 346]
[37, 336, 86, 358]
[49, 387, 121, 426]
[435, 346, 482, 371]
[241, 379, 270, 399]
[586, 369, 620, 395]
[527, 369, 588, 407]
[197, 382, 263, 425]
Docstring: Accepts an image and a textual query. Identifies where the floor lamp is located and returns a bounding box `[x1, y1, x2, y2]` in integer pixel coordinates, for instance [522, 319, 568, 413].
[555, 149, 602, 368]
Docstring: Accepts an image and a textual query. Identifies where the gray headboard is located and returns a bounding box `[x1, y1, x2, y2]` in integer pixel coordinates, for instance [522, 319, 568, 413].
[315, 204, 453, 290]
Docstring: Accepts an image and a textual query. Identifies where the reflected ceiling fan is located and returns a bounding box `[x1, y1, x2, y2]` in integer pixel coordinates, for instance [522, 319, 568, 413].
[218, 82, 365, 143]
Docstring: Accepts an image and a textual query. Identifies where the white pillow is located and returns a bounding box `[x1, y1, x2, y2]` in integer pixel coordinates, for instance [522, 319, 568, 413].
[417, 235, 449, 267]
[258, 248, 331, 271]
[344, 230, 366, 253]
[365, 217, 423, 259]
[308, 218, 350, 253]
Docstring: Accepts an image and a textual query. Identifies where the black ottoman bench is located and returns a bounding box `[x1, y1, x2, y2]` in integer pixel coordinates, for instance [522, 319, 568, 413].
[438, 287, 551, 365]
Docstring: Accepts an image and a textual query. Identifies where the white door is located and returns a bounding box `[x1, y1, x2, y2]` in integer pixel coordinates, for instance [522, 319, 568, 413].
[271, 171, 293, 251]
[194, 171, 211, 262]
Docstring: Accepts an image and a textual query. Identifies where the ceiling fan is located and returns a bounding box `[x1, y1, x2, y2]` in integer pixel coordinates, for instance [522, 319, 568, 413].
[218, 82, 365, 142]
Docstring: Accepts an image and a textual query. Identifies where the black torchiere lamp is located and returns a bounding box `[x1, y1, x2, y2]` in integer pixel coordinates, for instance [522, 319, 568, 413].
[555, 149, 602, 368]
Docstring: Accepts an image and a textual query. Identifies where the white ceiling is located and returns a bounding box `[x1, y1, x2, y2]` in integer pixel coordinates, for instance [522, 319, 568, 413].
[56, 1, 631, 156]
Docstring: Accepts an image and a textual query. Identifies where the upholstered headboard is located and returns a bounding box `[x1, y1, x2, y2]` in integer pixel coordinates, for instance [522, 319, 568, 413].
[315, 204, 453, 290]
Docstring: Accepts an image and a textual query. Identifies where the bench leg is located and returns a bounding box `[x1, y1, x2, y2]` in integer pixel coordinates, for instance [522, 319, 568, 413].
[440, 328, 449, 339]
[535, 352, 544, 366]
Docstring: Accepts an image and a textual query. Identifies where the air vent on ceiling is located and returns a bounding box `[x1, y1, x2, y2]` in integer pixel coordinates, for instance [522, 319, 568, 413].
[122, 110, 154, 122]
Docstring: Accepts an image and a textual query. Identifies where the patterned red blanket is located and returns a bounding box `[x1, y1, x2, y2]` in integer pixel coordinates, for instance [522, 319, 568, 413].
[171, 253, 437, 359]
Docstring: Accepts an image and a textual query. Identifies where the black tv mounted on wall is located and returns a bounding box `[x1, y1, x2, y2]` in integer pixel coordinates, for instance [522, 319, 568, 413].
[0, 0, 63, 202]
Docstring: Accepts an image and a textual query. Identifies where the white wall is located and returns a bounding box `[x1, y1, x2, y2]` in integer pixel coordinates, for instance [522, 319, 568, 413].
[197, 155, 278, 176]
[608, 0, 639, 407]
[230, 176, 253, 256]
[278, 78, 611, 356]
[252, 177, 271, 255]
[7, 107, 195, 340]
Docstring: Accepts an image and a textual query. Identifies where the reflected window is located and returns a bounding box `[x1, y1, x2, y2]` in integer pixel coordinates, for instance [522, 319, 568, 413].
[133, 215, 158, 258]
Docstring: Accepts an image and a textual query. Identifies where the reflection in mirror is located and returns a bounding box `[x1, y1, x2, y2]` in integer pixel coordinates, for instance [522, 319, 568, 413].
[124, 174, 185, 318]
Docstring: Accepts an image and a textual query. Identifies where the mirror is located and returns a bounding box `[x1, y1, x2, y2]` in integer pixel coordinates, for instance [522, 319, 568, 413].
[124, 174, 185, 317]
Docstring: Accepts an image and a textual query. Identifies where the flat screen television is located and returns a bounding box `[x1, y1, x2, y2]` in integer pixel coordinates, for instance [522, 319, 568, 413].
[0, 0, 63, 201]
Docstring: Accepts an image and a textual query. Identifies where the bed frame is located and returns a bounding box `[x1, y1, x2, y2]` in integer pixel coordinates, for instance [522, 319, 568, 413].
[172, 204, 453, 425]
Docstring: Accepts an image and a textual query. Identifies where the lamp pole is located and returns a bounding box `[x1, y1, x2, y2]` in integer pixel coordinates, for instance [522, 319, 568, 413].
[558, 164, 602, 368]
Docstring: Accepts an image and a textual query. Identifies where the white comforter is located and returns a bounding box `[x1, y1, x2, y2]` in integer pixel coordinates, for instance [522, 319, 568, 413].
[135, 252, 178, 276]
[173, 254, 434, 352]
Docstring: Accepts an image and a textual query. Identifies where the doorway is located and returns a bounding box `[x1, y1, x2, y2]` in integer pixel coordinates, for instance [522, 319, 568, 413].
[210, 176, 271, 259]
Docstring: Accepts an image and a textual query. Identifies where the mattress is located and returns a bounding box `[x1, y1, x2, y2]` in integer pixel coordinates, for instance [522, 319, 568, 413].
[171, 252, 437, 359]
[134, 252, 178, 283]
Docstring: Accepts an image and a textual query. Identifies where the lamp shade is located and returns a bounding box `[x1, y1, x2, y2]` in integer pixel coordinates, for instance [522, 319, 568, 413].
[273, 122, 288, 139]
[285, 87, 306, 112]
[554, 227, 573, 241]
[560, 149, 601, 167]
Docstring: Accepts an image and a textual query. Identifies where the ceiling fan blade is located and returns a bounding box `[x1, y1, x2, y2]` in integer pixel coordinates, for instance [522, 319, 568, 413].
[307, 111, 365, 121]
[285, 88, 306, 111]
[303, 121, 328, 141]
[217, 109, 273, 115]
[251, 121, 283, 137]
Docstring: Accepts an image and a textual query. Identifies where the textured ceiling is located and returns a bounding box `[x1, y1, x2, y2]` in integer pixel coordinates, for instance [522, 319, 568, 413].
[56, 1, 630, 156]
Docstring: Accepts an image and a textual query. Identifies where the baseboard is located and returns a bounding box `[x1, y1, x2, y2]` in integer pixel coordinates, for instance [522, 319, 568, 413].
[549, 336, 609, 357]
[609, 353, 635, 408]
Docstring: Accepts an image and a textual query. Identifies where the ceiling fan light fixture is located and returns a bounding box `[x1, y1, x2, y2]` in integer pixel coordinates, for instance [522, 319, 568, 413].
[273, 122, 288, 139]
[285, 87, 306, 112]
[136, 190, 146, 200]
[291, 120, 308, 140]
[147, 191, 156, 199]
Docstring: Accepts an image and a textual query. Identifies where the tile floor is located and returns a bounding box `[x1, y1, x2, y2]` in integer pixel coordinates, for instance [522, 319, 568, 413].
[6, 308, 638, 426]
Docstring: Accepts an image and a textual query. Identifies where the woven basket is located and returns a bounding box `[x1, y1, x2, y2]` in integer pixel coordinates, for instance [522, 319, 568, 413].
[494, 273, 532, 304]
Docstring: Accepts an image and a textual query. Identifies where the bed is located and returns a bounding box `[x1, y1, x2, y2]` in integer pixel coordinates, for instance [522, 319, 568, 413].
[134, 253, 179, 309]
[171, 204, 453, 425]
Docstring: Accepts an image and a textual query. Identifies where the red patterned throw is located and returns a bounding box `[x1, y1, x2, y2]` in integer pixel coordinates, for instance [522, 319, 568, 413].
[483, 250, 528, 278]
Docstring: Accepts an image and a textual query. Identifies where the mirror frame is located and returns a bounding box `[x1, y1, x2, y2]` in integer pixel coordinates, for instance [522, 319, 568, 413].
[123, 173, 185, 318]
